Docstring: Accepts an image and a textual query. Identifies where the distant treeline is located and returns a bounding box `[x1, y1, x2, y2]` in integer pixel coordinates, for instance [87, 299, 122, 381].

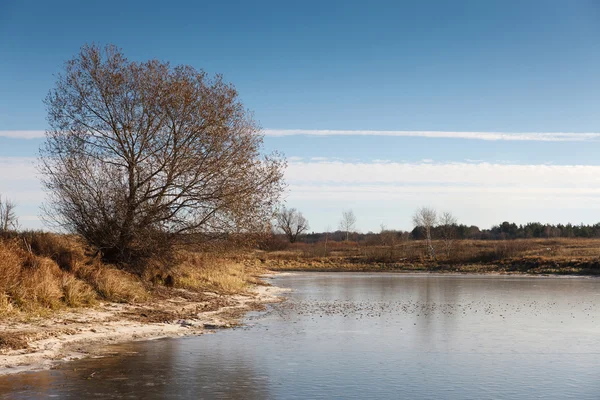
[295, 222, 600, 243]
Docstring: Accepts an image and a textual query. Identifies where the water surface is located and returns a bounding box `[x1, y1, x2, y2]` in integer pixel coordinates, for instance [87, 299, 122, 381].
[2, 273, 600, 399]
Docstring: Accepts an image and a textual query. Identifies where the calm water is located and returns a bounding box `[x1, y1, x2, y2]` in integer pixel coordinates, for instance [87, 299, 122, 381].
[2, 273, 600, 399]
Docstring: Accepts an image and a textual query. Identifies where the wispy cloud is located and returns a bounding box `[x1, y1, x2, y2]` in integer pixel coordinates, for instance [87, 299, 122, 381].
[0, 157, 38, 180]
[288, 184, 600, 196]
[0, 131, 45, 139]
[264, 129, 600, 142]
[8, 129, 599, 142]
[286, 161, 600, 187]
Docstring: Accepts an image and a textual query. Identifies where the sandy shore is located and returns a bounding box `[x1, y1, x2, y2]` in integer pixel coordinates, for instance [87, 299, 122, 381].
[0, 280, 287, 376]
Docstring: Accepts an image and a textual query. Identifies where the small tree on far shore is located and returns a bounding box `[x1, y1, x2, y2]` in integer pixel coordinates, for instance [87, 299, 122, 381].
[413, 207, 437, 259]
[339, 210, 357, 241]
[275, 207, 309, 243]
[438, 211, 457, 258]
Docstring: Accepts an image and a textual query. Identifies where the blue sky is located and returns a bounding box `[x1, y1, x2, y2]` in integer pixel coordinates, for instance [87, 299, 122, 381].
[2, 0, 600, 232]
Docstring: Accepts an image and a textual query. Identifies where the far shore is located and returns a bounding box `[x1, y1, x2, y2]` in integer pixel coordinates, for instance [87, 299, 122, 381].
[258, 238, 600, 276]
[261, 256, 600, 276]
[267, 269, 600, 278]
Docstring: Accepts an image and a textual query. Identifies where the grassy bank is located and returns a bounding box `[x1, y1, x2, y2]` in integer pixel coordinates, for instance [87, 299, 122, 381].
[0, 231, 264, 323]
[0, 232, 279, 373]
[256, 238, 600, 275]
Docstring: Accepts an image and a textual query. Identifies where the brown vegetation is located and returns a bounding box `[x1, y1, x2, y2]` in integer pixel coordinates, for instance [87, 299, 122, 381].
[0, 232, 263, 320]
[256, 238, 600, 275]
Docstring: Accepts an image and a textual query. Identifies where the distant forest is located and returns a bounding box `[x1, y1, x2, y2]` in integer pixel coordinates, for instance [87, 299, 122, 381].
[296, 222, 600, 243]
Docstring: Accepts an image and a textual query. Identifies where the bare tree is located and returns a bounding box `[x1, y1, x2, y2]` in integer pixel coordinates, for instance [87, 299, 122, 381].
[0, 194, 18, 232]
[438, 211, 457, 258]
[39, 44, 285, 267]
[413, 207, 437, 259]
[275, 207, 309, 243]
[339, 210, 357, 241]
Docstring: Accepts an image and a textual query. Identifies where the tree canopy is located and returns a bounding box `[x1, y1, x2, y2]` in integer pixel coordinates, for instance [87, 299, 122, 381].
[40, 44, 285, 266]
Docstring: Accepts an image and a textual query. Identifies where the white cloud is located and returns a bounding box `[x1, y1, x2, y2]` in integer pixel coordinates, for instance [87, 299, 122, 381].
[0, 157, 38, 181]
[287, 184, 600, 196]
[0, 131, 45, 139]
[372, 159, 392, 163]
[282, 161, 600, 230]
[264, 129, 600, 142]
[8, 129, 600, 142]
[3, 156, 600, 231]
[285, 161, 600, 187]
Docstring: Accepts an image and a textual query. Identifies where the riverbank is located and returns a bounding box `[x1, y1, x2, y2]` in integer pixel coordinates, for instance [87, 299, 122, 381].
[254, 237, 600, 276]
[259, 255, 600, 276]
[0, 279, 286, 376]
[261, 258, 600, 275]
[3, 234, 599, 375]
[0, 232, 294, 375]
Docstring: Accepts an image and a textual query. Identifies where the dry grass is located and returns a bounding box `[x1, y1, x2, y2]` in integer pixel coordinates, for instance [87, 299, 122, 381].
[0, 242, 65, 313]
[76, 264, 148, 303]
[172, 251, 251, 294]
[259, 238, 600, 275]
[0, 234, 150, 316]
[0, 232, 268, 318]
[60, 274, 96, 307]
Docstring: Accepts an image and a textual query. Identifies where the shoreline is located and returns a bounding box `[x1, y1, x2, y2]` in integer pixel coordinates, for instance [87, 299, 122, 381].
[269, 268, 600, 277]
[261, 257, 600, 276]
[2, 268, 596, 377]
[0, 278, 288, 376]
[269, 270, 600, 279]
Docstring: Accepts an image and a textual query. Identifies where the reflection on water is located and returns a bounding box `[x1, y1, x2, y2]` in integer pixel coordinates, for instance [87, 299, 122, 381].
[2, 273, 600, 399]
